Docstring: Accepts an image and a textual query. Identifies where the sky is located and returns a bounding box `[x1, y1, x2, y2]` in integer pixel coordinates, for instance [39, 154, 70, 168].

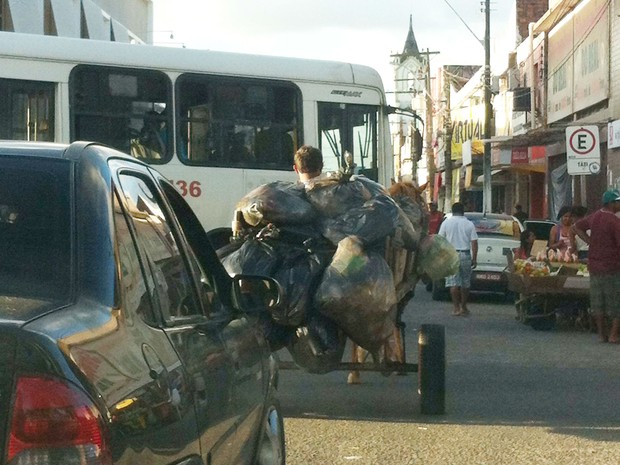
[153, 0, 516, 99]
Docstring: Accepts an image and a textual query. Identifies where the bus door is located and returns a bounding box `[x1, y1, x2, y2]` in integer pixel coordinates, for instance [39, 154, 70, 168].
[0, 79, 55, 141]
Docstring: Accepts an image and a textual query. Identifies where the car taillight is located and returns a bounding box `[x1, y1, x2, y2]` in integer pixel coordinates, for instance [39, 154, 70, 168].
[7, 375, 112, 465]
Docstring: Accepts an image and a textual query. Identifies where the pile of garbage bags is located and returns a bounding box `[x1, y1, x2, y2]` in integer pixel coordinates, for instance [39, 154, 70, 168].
[219, 172, 456, 374]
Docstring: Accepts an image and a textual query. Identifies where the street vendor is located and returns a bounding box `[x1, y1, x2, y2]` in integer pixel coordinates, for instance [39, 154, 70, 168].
[572, 190, 620, 343]
[513, 229, 536, 259]
[548, 205, 573, 252]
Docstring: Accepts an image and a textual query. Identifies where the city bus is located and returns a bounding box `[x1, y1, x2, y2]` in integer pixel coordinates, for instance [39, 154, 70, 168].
[0, 31, 393, 243]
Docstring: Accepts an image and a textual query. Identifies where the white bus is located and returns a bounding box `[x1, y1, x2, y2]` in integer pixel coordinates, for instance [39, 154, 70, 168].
[0, 32, 393, 243]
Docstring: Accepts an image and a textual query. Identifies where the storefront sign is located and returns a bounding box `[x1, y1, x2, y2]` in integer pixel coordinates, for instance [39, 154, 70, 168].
[608, 120, 620, 149]
[511, 147, 528, 164]
[566, 125, 601, 175]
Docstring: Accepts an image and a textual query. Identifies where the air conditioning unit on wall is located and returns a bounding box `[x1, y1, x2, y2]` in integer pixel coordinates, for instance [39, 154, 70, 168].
[513, 87, 531, 112]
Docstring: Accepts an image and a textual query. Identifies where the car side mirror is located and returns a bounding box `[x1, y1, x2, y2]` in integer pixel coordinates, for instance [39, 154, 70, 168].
[232, 275, 283, 313]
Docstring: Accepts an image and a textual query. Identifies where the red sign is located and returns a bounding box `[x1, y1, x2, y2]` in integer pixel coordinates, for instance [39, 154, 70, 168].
[511, 147, 528, 164]
[531, 146, 546, 161]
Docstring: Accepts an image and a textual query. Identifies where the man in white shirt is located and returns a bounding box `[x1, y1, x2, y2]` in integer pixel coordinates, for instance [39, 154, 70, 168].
[438, 202, 478, 316]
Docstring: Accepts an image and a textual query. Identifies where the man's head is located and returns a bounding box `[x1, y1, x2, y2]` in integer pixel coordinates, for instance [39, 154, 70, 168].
[293, 145, 323, 181]
[515, 204, 523, 212]
[602, 189, 620, 211]
[451, 202, 465, 216]
[428, 201, 438, 212]
[571, 205, 587, 219]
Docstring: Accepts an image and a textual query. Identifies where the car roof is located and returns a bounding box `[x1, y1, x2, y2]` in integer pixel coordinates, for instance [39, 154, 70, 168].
[0, 140, 141, 162]
[443, 211, 523, 235]
[0, 141, 69, 158]
[464, 212, 517, 221]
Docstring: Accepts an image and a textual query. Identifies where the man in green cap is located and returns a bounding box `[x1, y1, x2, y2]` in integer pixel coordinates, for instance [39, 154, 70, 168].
[573, 189, 620, 343]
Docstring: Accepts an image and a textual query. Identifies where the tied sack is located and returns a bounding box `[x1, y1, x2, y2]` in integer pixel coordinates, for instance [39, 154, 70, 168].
[416, 234, 460, 280]
[316, 236, 397, 353]
[236, 181, 316, 226]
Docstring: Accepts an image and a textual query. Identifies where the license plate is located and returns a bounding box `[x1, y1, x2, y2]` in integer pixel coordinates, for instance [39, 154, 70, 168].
[475, 272, 501, 281]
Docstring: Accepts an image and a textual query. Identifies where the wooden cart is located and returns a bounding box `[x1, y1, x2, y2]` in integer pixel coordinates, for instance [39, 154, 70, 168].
[279, 235, 447, 415]
[506, 258, 590, 330]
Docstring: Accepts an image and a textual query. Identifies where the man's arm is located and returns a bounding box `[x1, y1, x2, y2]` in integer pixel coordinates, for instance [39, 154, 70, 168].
[471, 239, 478, 268]
[571, 219, 590, 246]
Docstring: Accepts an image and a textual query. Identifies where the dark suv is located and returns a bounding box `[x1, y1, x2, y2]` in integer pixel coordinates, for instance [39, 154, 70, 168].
[0, 141, 285, 465]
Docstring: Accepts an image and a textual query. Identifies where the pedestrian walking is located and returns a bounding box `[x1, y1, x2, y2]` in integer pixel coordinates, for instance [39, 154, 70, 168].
[428, 201, 445, 235]
[438, 202, 478, 316]
[572, 190, 620, 343]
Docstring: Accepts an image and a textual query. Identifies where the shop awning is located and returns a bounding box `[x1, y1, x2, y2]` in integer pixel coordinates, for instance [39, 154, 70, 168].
[476, 169, 503, 184]
[485, 126, 566, 149]
[533, 0, 581, 35]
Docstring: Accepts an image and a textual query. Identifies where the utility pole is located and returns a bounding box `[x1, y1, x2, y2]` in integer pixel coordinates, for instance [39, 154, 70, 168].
[483, 0, 492, 213]
[420, 48, 440, 198]
[443, 68, 452, 211]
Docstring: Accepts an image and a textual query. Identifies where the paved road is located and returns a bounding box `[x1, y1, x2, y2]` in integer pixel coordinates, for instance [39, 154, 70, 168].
[277, 283, 620, 464]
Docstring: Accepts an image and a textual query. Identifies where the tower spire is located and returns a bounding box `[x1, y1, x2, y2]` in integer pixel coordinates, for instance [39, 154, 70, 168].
[402, 15, 420, 59]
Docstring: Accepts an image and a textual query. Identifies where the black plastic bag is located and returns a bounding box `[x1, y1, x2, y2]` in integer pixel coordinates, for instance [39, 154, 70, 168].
[320, 194, 400, 247]
[287, 313, 347, 374]
[236, 181, 317, 226]
[316, 236, 397, 353]
[220, 238, 280, 276]
[392, 194, 429, 237]
[270, 245, 326, 327]
[258, 313, 294, 352]
[305, 173, 373, 218]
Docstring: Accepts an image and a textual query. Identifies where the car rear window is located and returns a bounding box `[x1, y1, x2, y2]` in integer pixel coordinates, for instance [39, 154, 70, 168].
[467, 216, 519, 238]
[0, 158, 71, 302]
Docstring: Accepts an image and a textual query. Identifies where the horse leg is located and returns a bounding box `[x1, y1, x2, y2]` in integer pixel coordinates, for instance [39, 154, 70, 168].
[347, 340, 364, 384]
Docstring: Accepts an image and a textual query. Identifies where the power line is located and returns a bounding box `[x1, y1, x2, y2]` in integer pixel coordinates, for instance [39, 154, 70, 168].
[443, 0, 484, 48]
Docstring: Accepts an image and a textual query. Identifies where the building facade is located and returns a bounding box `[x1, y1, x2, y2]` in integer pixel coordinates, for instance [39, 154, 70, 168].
[0, 0, 151, 43]
[490, 0, 617, 220]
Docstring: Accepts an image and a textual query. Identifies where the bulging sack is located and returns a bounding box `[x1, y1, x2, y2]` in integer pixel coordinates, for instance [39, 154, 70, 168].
[320, 194, 400, 247]
[236, 181, 316, 226]
[316, 236, 397, 353]
[416, 234, 460, 280]
[304, 173, 373, 218]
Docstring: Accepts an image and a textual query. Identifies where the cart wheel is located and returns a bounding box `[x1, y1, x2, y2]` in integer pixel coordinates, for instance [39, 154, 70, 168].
[418, 324, 446, 415]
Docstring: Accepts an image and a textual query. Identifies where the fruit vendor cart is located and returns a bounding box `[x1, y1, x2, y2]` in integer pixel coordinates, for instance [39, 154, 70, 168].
[505, 255, 590, 330]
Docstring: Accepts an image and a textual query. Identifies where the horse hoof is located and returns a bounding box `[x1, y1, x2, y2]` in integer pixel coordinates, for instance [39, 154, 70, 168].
[347, 372, 361, 384]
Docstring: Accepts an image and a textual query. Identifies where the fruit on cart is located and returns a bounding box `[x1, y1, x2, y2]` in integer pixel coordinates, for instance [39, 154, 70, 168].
[576, 263, 589, 276]
[513, 259, 550, 276]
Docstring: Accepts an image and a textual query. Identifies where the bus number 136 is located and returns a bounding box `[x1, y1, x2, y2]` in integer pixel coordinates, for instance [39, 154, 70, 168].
[173, 180, 202, 198]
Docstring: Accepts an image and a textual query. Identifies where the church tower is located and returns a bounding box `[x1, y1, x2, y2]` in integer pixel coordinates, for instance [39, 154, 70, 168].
[391, 15, 426, 181]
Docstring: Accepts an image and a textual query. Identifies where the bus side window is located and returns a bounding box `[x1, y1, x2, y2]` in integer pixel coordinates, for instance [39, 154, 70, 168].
[176, 73, 301, 170]
[0, 78, 55, 142]
[70, 65, 172, 163]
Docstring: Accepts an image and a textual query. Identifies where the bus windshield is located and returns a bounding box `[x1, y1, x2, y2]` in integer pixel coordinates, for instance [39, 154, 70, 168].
[318, 102, 378, 180]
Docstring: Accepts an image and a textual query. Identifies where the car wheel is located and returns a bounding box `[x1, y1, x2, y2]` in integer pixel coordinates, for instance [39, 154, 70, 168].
[256, 399, 285, 465]
[431, 280, 447, 301]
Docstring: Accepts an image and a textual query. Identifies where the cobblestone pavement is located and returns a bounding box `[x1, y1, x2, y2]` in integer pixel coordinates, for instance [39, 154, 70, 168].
[278, 283, 620, 464]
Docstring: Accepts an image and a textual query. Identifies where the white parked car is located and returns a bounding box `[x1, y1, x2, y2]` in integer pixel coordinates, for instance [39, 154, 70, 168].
[431, 212, 523, 300]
